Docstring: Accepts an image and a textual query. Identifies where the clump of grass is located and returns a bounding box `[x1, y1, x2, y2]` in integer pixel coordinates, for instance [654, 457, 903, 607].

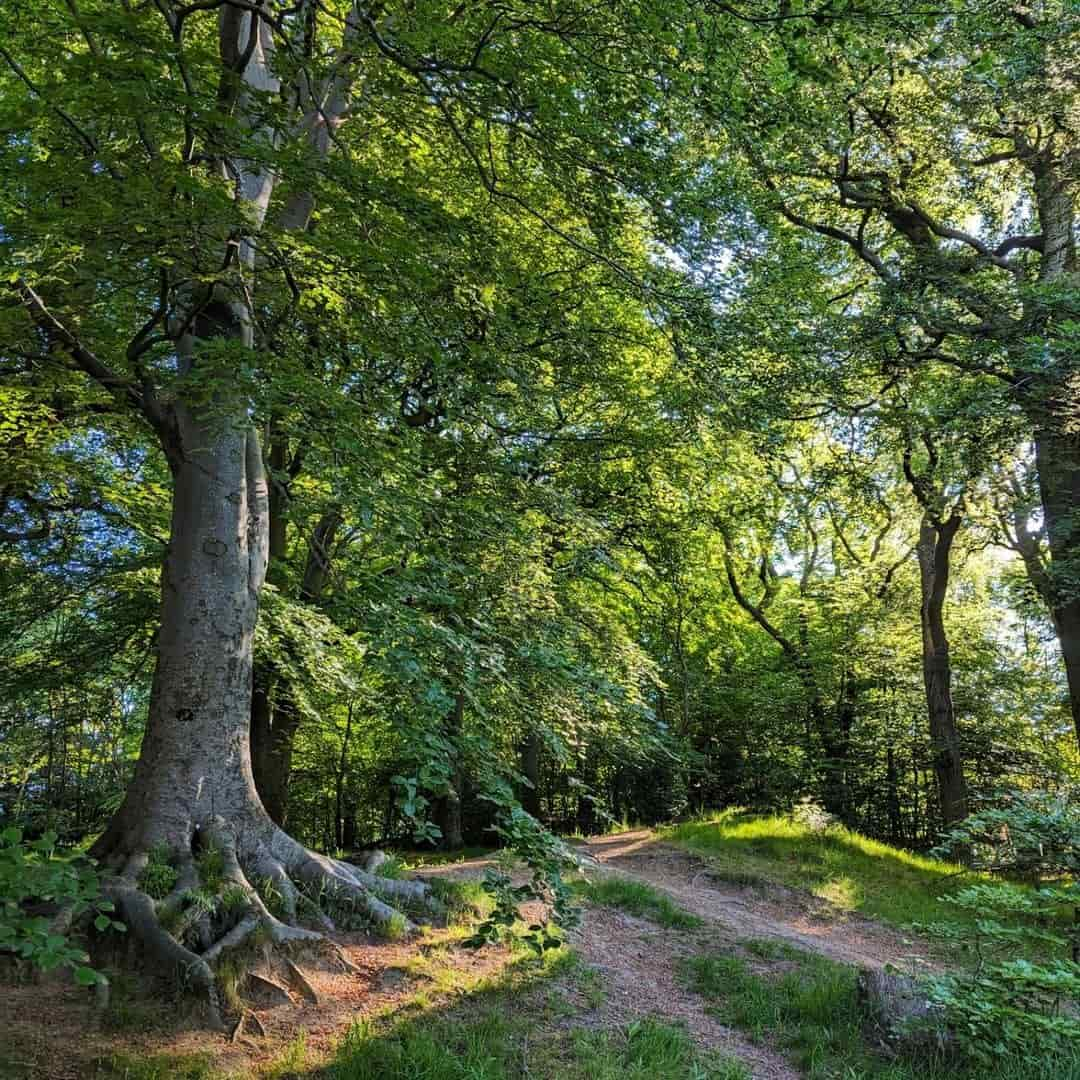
[576, 964, 608, 1009]
[261, 1033, 308, 1079]
[195, 844, 225, 891]
[681, 940, 1080, 1080]
[427, 876, 494, 925]
[101, 1052, 218, 1079]
[136, 843, 178, 900]
[253, 874, 290, 920]
[378, 910, 410, 941]
[373, 854, 408, 879]
[573, 876, 702, 930]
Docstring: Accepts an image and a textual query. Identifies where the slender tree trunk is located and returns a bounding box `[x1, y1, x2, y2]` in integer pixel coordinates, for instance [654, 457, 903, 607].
[1033, 425, 1080, 747]
[334, 704, 354, 851]
[435, 691, 465, 850]
[251, 508, 340, 823]
[885, 745, 902, 845]
[519, 730, 542, 819]
[916, 515, 968, 826]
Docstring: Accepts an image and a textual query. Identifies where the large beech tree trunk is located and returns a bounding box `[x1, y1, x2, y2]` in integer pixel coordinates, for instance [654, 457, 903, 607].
[93, 410, 268, 856]
[78, 8, 437, 1030]
[916, 514, 968, 826]
[89, 406, 433, 1026]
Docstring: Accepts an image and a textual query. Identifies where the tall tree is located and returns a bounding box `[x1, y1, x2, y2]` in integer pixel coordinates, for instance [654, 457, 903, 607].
[0, 0, 710, 1016]
[723, 2, 1080, 742]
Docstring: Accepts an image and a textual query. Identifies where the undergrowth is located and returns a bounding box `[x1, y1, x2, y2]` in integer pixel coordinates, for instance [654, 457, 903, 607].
[681, 939, 1080, 1080]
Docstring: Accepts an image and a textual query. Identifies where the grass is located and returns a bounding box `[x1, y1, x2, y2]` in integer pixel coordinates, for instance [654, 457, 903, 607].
[326, 1004, 747, 1080]
[681, 938, 1080, 1080]
[399, 846, 493, 868]
[666, 810, 980, 928]
[426, 875, 495, 925]
[571, 876, 702, 930]
[96, 1052, 219, 1079]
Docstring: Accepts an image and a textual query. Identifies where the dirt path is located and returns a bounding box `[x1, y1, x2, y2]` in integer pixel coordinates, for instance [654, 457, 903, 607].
[428, 828, 941, 1080]
[579, 829, 934, 973]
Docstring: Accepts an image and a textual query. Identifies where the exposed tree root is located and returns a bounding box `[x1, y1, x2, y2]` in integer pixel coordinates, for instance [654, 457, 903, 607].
[89, 816, 437, 1029]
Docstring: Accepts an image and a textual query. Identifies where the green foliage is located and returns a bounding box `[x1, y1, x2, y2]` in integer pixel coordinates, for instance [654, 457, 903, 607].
[914, 867, 1080, 1060]
[136, 844, 178, 901]
[0, 826, 122, 984]
[572, 876, 702, 930]
[925, 958, 1080, 1064]
[463, 808, 579, 954]
[681, 941, 1080, 1080]
[933, 790, 1080, 883]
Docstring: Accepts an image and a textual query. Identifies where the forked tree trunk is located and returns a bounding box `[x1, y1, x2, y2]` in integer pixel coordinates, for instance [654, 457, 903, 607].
[916, 515, 967, 826]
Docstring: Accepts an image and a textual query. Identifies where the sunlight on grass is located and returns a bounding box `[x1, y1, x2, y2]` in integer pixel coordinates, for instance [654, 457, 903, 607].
[665, 811, 973, 927]
[572, 876, 702, 930]
[812, 874, 860, 908]
[99, 1052, 219, 1079]
[327, 1006, 748, 1079]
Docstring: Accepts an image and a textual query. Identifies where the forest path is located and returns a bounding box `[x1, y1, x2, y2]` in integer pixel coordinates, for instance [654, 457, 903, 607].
[425, 828, 936, 1080]
[575, 828, 935, 973]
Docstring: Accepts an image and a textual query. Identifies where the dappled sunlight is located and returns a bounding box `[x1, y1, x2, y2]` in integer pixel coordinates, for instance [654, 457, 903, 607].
[810, 874, 860, 910]
[665, 813, 977, 928]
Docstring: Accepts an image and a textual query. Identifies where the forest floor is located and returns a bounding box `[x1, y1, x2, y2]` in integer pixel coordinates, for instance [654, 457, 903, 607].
[0, 823, 962, 1080]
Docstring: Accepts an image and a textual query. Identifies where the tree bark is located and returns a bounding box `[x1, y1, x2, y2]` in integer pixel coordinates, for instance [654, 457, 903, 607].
[1032, 424, 1080, 747]
[519, 730, 542, 819]
[434, 691, 465, 850]
[93, 411, 269, 856]
[916, 514, 968, 826]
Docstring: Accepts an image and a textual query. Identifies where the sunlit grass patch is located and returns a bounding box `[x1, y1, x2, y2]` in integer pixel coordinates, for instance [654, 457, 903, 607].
[665, 811, 973, 927]
[401, 846, 493, 868]
[572, 876, 702, 930]
[426, 875, 495, 925]
[98, 1052, 219, 1079]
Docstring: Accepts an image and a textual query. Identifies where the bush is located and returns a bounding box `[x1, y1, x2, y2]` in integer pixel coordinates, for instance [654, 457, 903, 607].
[921, 793, 1080, 1061]
[0, 826, 123, 985]
[932, 788, 1080, 883]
